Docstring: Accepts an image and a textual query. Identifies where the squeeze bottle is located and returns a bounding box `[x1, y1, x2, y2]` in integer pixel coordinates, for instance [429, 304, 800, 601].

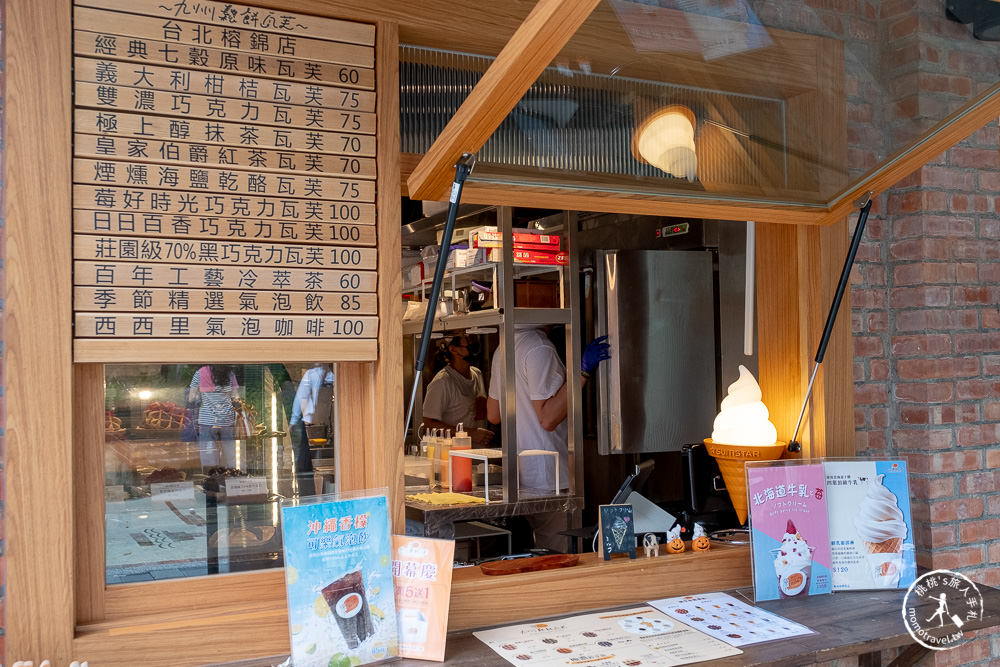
[451, 423, 473, 492]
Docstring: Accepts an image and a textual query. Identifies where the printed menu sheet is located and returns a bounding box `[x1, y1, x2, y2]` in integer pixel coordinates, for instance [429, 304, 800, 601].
[392, 536, 455, 661]
[823, 460, 916, 591]
[474, 606, 741, 667]
[647, 592, 814, 647]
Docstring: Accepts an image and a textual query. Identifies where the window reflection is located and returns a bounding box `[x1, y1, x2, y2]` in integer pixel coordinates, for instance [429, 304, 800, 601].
[104, 363, 336, 584]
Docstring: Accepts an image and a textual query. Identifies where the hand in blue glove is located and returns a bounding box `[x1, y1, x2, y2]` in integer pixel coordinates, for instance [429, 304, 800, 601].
[581, 335, 611, 375]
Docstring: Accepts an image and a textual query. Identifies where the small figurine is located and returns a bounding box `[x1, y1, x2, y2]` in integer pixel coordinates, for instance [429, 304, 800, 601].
[692, 523, 711, 552]
[665, 524, 686, 554]
[643, 532, 659, 558]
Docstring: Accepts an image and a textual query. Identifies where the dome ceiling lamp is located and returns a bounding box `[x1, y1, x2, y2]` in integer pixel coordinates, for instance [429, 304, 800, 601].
[631, 104, 698, 182]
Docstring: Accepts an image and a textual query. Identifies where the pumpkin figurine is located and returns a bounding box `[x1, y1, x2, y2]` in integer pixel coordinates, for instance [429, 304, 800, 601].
[665, 524, 686, 554]
[691, 523, 711, 552]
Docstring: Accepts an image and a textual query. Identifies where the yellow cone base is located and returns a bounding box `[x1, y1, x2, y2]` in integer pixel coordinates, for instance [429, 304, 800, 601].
[865, 538, 902, 554]
[704, 439, 787, 525]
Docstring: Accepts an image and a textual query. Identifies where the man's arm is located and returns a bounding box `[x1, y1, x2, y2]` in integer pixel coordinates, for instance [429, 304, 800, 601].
[486, 397, 501, 425]
[531, 375, 588, 432]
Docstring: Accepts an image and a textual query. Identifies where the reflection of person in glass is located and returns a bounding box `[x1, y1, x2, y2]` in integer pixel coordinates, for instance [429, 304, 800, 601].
[187, 364, 240, 468]
[422, 335, 493, 446]
[289, 363, 334, 493]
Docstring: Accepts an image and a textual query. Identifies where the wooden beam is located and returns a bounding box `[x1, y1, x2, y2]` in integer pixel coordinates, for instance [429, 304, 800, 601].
[6, 0, 76, 661]
[74, 364, 108, 625]
[406, 0, 602, 200]
[372, 22, 406, 527]
[821, 79, 1000, 224]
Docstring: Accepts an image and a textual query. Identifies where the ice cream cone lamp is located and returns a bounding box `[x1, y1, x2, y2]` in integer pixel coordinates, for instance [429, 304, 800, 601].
[631, 105, 698, 181]
[704, 366, 785, 524]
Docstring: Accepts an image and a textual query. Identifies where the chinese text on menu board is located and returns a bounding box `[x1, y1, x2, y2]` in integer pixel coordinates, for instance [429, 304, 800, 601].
[72, 0, 379, 349]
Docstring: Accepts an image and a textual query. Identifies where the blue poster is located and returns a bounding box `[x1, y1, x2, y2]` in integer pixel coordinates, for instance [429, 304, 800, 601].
[823, 460, 917, 591]
[281, 495, 398, 666]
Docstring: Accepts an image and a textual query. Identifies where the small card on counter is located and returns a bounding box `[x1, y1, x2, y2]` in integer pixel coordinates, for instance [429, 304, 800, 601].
[151, 481, 195, 502]
[392, 536, 455, 661]
[475, 605, 741, 667]
[224, 476, 268, 501]
[647, 592, 814, 647]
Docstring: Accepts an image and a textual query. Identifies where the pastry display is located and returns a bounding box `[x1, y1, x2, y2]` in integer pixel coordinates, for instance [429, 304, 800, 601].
[105, 411, 124, 432]
[143, 401, 191, 430]
[202, 466, 249, 494]
[144, 467, 186, 485]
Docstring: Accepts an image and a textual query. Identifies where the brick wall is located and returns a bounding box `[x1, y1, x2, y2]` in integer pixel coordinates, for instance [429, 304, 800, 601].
[755, 1, 998, 664]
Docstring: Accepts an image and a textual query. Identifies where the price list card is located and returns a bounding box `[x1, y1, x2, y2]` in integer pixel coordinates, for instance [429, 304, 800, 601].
[72, 0, 379, 360]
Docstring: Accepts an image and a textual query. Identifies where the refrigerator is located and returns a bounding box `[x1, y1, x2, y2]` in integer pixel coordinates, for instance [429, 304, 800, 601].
[596, 249, 718, 454]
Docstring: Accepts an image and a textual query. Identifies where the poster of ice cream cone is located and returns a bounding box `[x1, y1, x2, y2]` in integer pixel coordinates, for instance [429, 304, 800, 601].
[747, 462, 832, 602]
[823, 460, 916, 591]
[392, 535, 455, 661]
[280, 495, 398, 666]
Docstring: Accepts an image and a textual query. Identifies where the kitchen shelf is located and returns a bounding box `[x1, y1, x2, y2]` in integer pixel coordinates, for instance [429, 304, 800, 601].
[402, 307, 570, 336]
[402, 261, 562, 293]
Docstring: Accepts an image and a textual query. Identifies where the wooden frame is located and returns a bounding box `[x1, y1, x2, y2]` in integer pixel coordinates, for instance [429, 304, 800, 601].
[4, 0, 987, 663]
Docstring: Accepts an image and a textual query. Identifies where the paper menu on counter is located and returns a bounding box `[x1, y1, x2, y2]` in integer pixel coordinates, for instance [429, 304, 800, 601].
[747, 462, 832, 602]
[474, 605, 741, 667]
[391, 535, 454, 661]
[280, 495, 397, 667]
[823, 460, 916, 591]
[647, 592, 814, 647]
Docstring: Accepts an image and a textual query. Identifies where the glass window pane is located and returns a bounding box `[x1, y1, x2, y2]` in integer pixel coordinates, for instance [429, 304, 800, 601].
[104, 362, 337, 584]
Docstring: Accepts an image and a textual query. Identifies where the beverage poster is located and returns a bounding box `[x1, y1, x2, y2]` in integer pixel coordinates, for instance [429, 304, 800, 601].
[280, 495, 398, 666]
[392, 535, 455, 661]
[823, 460, 916, 591]
[747, 463, 832, 602]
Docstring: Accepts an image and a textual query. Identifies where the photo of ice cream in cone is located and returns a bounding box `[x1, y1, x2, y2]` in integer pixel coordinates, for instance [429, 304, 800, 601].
[704, 366, 785, 524]
[853, 474, 907, 587]
[771, 520, 815, 598]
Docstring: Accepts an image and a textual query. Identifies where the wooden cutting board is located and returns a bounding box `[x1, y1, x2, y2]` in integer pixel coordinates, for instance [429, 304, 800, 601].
[479, 554, 579, 576]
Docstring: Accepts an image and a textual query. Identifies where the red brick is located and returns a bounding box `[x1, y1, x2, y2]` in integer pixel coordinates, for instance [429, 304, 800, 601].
[910, 475, 955, 499]
[869, 407, 889, 428]
[957, 424, 1000, 446]
[853, 361, 865, 382]
[893, 215, 977, 239]
[855, 383, 888, 405]
[930, 524, 957, 548]
[979, 170, 1000, 192]
[990, 542, 1000, 563]
[855, 241, 882, 263]
[949, 50, 1000, 76]
[931, 636, 993, 667]
[948, 147, 998, 169]
[931, 497, 985, 522]
[983, 401, 1000, 420]
[964, 468, 999, 496]
[892, 428, 953, 449]
[954, 332, 1000, 353]
[983, 308, 1000, 329]
[920, 165, 976, 191]
[896, 309, 978, 331]
[958, 519, 996, 544]
[870, 359, 890, 381]
[890, 334, 952, 356]
[987, 355, 1000, 375]
[854, 407, 866, 428]
[855, 430, 886, 452]
[888, 286, 950, 308]
[956, 379, 1000, 400]
[888, 238, 951, 261]
[894, 382, 954, 403]
[867, 312, 888, 332]
[989, 494, 1000, 515]
[897, 357, 979, 380]
[904, 450, 982, 474]
[894, 262, 961, 285]
[952, 239, 1000, 260]
[952, 286, 994, 305]
[852, 288, 885, 309]
[986, 447, 1000, 469]
[853, 336, 884, 357]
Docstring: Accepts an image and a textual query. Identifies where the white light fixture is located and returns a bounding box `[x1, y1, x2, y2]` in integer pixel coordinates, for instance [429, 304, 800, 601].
[632, 105, 698, 182]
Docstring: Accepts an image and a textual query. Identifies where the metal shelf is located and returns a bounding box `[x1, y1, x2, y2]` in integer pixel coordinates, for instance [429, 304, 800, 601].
[402, 261, 562, 293]
[402, 307, 570, 336]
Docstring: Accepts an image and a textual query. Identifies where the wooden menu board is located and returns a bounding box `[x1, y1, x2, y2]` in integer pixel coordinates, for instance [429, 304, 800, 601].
[72, 0, 379, 360]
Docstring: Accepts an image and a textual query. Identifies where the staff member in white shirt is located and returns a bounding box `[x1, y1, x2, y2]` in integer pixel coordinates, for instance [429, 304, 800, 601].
[422, 334, 493, 445]
[487, 326, 610, 551]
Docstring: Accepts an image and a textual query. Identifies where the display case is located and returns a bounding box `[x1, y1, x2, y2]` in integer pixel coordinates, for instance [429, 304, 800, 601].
[103, 363, 336, 583]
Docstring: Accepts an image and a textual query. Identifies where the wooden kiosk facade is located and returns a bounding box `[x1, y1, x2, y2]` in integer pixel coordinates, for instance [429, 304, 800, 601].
[7, 0, 1000, 664]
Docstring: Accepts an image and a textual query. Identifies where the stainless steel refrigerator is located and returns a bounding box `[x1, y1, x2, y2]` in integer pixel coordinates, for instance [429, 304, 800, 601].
[596, 249, 719, 454]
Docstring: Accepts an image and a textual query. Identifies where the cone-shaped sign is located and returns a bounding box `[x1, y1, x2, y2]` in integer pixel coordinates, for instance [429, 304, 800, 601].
[704, 439, 786, 524]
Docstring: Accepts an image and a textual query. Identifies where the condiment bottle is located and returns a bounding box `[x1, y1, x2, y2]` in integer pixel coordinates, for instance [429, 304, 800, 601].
[439, 429, 453, 490]
[451, 422, 473, 492]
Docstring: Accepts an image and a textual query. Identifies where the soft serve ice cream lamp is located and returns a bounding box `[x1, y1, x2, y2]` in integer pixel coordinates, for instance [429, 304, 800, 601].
[704, 365, 786, 525]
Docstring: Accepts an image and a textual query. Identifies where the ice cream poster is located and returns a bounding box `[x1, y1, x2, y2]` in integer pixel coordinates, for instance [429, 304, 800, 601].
[823, 460, 916, 591]
[280, 495, 398, 666]
[392, 535, 455, 661]
[747, 463, 832, 602]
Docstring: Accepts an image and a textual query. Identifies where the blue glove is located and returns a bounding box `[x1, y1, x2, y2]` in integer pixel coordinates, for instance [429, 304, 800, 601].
[581, 335, 611, 375]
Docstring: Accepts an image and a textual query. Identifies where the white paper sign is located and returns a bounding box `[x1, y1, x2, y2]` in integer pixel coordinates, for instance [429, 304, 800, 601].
[224, 476, 268, 498]
[648, 592, 814, 647]
[151, 481, 195, 502]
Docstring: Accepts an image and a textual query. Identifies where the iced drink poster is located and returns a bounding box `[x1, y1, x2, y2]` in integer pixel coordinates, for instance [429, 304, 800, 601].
[392, 535, 455, 661]
[747, 463, 832, 602]
[280, 495, 398, 666]
[823, 460, 916, 591]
